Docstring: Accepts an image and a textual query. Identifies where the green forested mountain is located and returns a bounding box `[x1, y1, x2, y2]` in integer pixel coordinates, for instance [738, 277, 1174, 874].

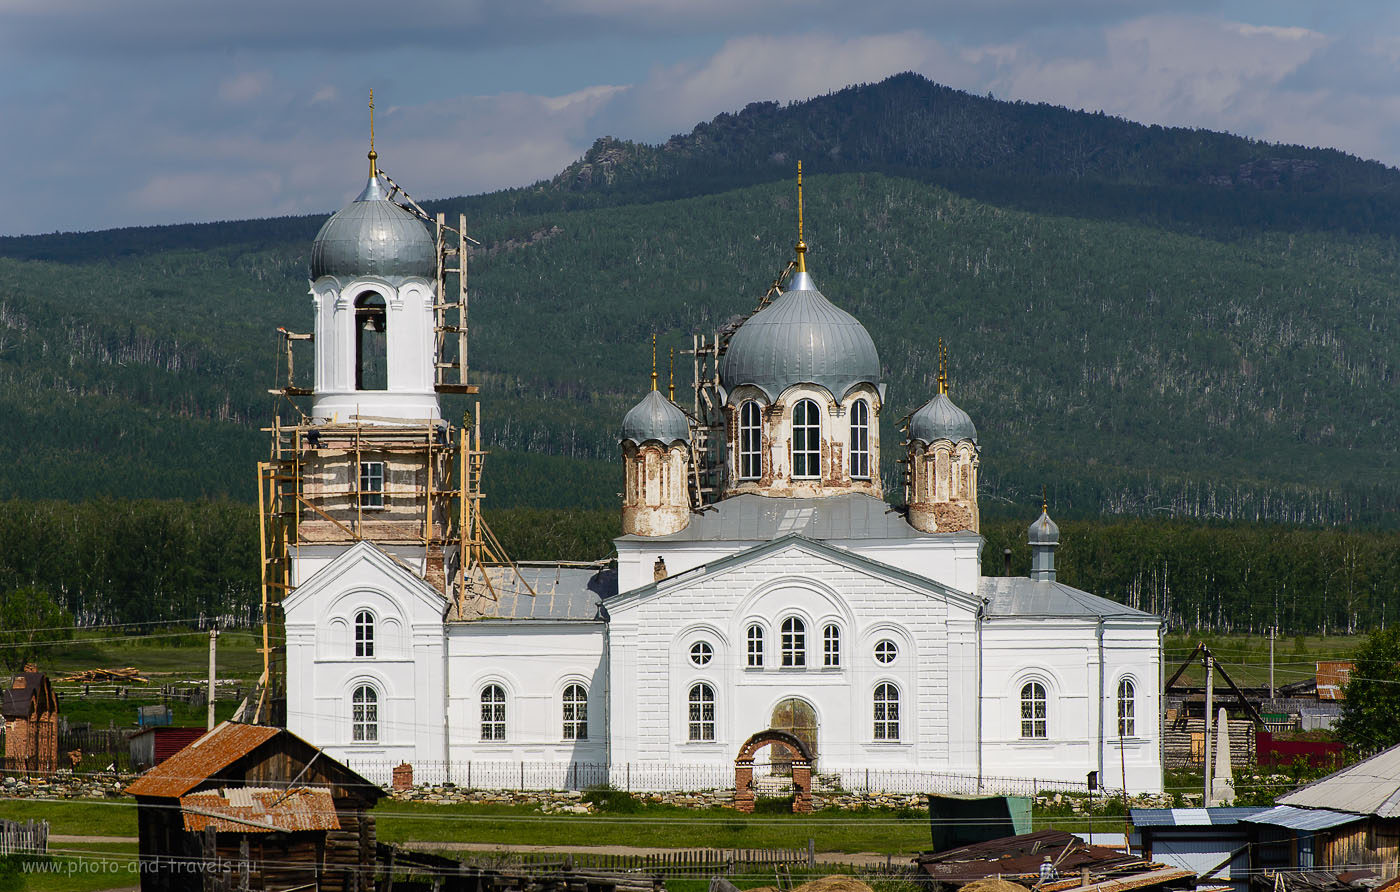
[0, 74, 1397, 529]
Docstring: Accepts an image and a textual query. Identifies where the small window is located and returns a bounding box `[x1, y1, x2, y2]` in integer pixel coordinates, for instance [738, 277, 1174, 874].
[352, 685, 378, 742]
[874, 639, 898, 664]
[746, 624, 764, 668]
[738, 401, 763, 480]
[359, 461, 384, 509]
[481, 684, 506, 741]
[873, 683, 900, 741]
[354, 610, 374, 658]
[563, 683, 588, 740]
[1021, 681, 1047, 739]
[688, 683, 715, 741]
[850, 399, 870, 479]
[823, 624, 841, 667]
[690, 641, 713, 666]
[792, 399, 821, 479]
[781, 617, 806, 667]
[1117, 678, 1136, 738]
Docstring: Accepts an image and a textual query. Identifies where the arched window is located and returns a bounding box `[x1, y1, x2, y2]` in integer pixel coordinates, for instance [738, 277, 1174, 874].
[850, 399, 870, 479]
[562, 683, 588, 740]
[354, 292, 388, 391]
[738, 401, 763, 480]
[481, 684, 506, 741]
[1117, 678, 1136, 738]
[781, 617, 806, 667]
[1020, 681, 1048, 739]
[792, 399, 821, 478]
[746, 624, 764, 668]
[687, 683, 715, 741]
[352, 685, 378, 742]
[873, 683, 900, 741]
[354, 610, 374, 658]
[823, 624, 841, 667]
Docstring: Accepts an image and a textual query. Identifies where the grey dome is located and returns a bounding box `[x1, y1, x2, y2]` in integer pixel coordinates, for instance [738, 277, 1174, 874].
[621, 390, 691, 446]
[720, 271, 880, 401]
[909, 393, 978, 444]
[309, 175, 435, 280]
[1028, 508, 1060, 546]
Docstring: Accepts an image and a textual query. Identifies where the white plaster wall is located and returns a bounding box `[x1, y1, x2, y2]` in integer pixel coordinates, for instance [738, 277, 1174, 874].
[980, 617, 1162, 792]
[608, 542, 977, 772]
[445, 622, 607, 764]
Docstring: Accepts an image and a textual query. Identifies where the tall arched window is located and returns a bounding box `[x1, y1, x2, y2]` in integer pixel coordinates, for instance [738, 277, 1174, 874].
[1117, 678, 1136, 738]
[850, 399, 870, 479]
[354, 292, 388, 391]
[562, 684, 588, 740]
[792, 399, 821, 478]
[352, 685, 378, 742]
[823, 624, 841, 667]
[746, 624, 764, 668]
[481, 684, 506, 741]
[781, 617, 806, 667]
[1020, 681, 1048, 738]
[873, 683, 900, 740]
[354, 610, 374, 658]
[739, 401, 763, 480]
[687, 683, 715, 741]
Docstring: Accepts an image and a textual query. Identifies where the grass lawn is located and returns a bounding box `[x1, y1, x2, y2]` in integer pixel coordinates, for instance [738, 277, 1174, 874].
[0, 799, 138, 839]
[374, 800, 933, 854]
[1162, 633, 1362, 690]
[0, 843, 140, 892]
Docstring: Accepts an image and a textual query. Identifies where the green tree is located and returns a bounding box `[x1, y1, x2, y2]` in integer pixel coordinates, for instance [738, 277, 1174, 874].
[1336, 626, 1400, 751]
[0, 586, 73, 673]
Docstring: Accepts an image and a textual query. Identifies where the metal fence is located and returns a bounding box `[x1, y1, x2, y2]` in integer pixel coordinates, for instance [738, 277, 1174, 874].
[346, 758, 1092, 797]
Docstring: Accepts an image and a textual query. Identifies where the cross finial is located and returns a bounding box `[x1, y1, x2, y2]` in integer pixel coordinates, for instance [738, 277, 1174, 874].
[668, 347, 675, 401]
[651, 334, 658, 392]
[795, 161, 807, 273]
[938, 339, 948, 396]
[368, 90, 379, 178]
[1042, 486, 1048, 514]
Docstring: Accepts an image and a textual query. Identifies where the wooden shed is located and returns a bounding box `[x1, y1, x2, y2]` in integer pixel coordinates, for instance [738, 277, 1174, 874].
[2, 668, 59, 774]
[125, 721, 384, 892]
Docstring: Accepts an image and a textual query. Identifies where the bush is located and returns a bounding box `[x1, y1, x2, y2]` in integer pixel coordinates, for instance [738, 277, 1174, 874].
[581, 785, 643, 814]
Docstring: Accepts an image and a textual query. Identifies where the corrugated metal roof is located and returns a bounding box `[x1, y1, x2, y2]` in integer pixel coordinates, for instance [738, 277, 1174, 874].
[981, 577, 1154, 620]
[1241, 805, 1365, 831]
[450, 565, 611, 622]
[181, 787, 341, 834]
[126, 722, 280, 798]
[1130, 807, 1267, 827]
[1277, 743, 1400, 817]
[618, 493, 944, 543]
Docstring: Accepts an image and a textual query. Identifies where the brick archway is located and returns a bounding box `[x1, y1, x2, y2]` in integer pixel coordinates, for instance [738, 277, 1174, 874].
[733, 729, 814, 813]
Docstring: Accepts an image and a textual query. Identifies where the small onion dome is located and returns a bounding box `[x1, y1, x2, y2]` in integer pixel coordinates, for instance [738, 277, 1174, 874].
[720, 270, 880, 401]
[1028, 507, 1060, 546]
[909, 392, 978, 445]
[309, 175, 435, 280]
[621, 390, 691, 446]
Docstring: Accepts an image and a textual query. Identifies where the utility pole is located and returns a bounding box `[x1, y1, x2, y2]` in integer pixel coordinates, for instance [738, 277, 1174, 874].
[208, 629, 219, 731]
[1269, 627, 1276, 699]
[1203, 653, 1214, 804]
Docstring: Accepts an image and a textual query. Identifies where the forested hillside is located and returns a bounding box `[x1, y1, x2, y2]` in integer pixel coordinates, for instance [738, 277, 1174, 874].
[0, 73, 1396, 528]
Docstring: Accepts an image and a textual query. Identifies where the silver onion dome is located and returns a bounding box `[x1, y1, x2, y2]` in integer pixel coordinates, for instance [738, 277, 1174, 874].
[309, 175, 435, 280]
[621, 390, 691, 446]
[1028, 507, 1060, 546]
[909, 392, 978, 445]
[720, 271, 881, 401]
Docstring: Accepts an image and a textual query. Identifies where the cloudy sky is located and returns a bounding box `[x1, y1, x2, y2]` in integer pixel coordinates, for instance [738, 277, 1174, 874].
[4, 1, 1399, 237]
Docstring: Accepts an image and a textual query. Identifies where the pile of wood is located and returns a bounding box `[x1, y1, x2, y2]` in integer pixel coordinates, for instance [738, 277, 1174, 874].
[57, 667, 149, 684]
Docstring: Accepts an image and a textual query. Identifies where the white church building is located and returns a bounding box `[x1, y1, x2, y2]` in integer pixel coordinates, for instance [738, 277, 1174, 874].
[278, 148, 1164, 795]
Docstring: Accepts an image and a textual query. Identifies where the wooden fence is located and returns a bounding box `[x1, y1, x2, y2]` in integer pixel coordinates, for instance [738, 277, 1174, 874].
[492, 846, 818, 876]
[0, 819, 48, 855]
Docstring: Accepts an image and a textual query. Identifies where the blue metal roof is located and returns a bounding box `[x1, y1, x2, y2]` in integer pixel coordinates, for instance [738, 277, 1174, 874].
[1131, 808, 1267, 827]
[310, 174, 435, 280]
[909, 393, 977, 445]
[1240, 806, 1365, 831]
[621, 390, 690, 446]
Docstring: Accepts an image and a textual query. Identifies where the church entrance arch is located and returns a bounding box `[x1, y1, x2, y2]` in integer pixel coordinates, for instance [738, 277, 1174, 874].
[733, 729, 814, 814]
[769, 698, 817, 773]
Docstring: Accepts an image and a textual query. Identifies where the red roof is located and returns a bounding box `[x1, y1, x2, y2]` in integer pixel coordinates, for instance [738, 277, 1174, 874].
[126, 722, 280, 799]
[180, 787, 341, 834]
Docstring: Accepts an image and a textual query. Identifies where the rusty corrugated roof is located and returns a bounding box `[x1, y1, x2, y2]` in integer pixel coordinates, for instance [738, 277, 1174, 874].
[1316, 661, 1353, 700]
[126, 722, 280, 798]
[181, 787, 341, 834]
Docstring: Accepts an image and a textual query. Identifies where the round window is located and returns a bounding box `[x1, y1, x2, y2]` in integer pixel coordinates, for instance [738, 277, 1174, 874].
[875, 639, 898, 664]
[690, 641, 714, 666]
